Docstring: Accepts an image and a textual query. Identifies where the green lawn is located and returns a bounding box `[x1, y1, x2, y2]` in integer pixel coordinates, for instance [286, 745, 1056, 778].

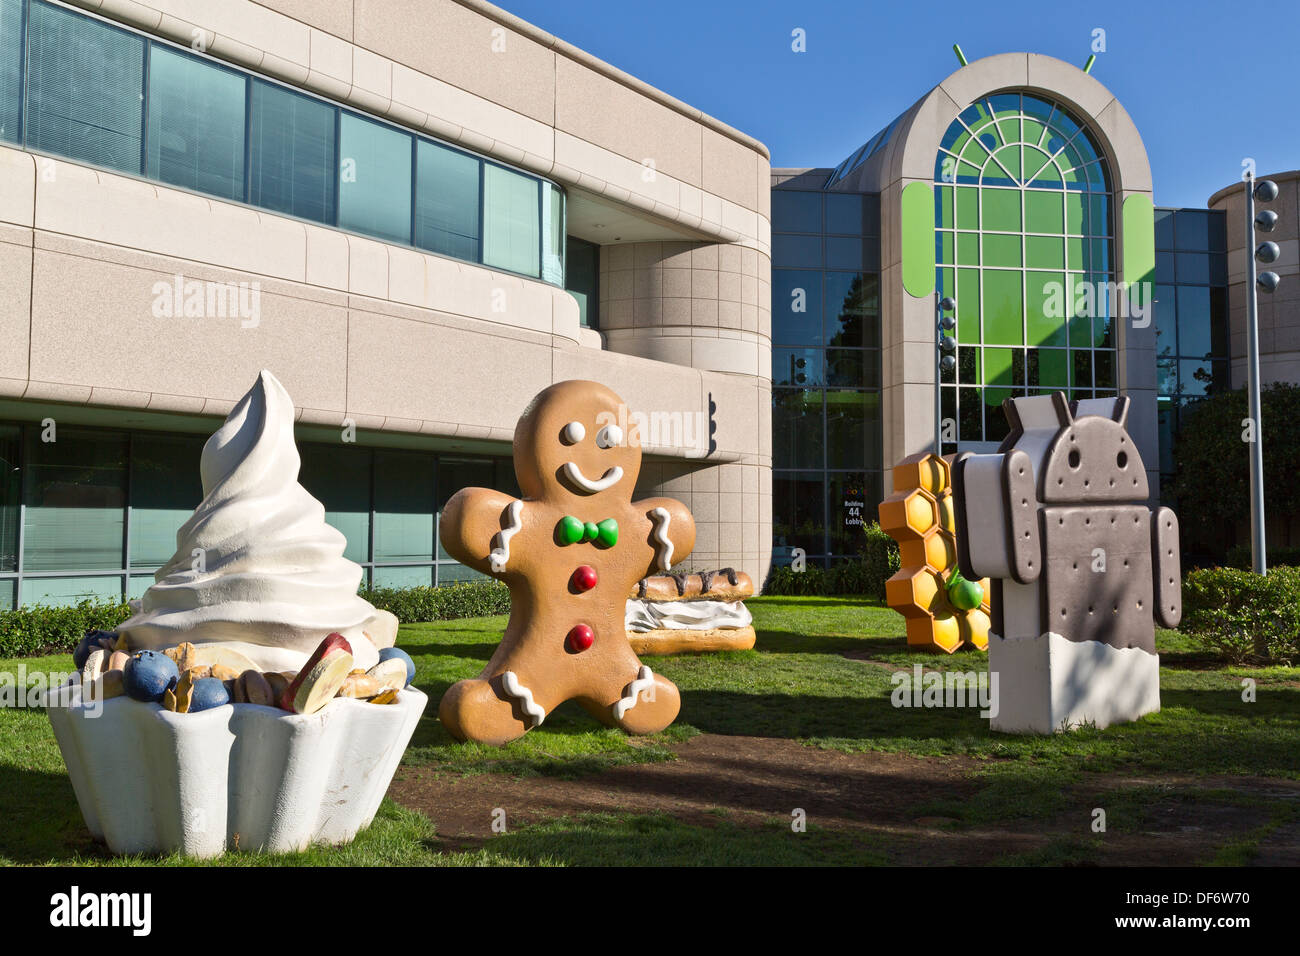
[1, 597, 1296, 866]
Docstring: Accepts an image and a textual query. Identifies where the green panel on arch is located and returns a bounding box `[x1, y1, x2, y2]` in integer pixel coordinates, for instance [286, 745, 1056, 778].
[1122, 193, 1155, 290]
[902, 181, 935, 298]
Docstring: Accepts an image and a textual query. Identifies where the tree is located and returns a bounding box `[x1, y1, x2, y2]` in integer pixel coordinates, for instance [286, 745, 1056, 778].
[1169, 383, 1300, 560]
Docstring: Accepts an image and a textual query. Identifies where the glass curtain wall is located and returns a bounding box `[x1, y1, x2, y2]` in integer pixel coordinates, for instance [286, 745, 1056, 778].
[934, 92, 1117, 448]
[0, 421, 515, 608]
[6, 0, 566, 286]
[1154, 207, 1229, 494]
[770, 187, 883, 567]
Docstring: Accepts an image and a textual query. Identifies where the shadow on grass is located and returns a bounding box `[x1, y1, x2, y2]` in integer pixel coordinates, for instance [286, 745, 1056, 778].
[751, 595, 884, 609]
[434, 812, 887, 866]
[755, 627, 909, 656]
[0, 764, 109, 865]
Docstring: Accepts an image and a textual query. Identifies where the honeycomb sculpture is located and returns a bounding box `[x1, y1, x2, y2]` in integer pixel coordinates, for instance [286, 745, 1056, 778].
[878, 453, 991, 653]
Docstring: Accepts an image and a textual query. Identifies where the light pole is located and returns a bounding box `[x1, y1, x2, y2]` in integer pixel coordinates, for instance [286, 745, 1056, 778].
[936, 297, 957, 455]
[1244, 174, 1281, 575]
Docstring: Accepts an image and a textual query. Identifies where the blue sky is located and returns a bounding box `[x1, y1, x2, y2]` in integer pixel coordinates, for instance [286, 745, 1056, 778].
[504, 0, 1298, 208]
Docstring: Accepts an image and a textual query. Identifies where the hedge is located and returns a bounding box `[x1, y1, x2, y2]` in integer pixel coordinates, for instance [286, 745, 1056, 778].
[359, 580, 511, 624]
[1181, 566, 1300, 663]
[0, 580, 513, 659]
[764, 522, 900, 598]
[0, 600, 132, 658]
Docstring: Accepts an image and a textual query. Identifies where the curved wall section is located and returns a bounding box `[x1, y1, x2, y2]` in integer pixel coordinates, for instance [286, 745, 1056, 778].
[861, 53, 1157, 499]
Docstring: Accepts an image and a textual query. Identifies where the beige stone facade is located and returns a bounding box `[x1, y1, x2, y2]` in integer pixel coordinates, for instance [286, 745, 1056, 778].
[1208, 170, 1300, 389]
[0, 0, 772, 586]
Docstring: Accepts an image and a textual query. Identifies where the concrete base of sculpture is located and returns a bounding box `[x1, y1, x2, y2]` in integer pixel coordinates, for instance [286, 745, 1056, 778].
[47, 685, 426, 857]
[987, 632, 1159, 734]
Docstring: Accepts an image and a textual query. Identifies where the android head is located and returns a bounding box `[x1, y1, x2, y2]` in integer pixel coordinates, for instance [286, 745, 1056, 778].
[512, 380, 642, 504]
[1000, 392, 1149, 504]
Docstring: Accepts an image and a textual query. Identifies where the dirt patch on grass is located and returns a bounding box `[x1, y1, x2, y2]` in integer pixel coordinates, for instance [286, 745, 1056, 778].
[390, 735, 1298, 865]
[392, 734, 984, 856]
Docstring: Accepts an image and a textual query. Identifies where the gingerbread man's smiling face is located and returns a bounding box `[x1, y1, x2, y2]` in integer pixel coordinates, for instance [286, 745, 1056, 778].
[514, 381, 641, 504]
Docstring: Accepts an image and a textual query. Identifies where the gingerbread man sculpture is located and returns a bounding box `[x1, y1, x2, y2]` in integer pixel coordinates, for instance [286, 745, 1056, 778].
[438, 380, 696, 745]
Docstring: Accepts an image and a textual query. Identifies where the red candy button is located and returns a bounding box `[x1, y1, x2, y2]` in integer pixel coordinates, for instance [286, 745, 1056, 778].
[567, 624, 594, 653]
[571, 565, 598, 592]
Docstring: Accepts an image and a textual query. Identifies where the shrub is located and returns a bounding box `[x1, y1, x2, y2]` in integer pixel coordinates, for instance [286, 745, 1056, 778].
[862, 522, 901, 598]
[0, 581, 513, 658]
[1224, 545, 1300, 570]
[0, 600, 132, 658]
[360, 580, 510, 624]
[763, 563, 827, 596]
[763, 523, 899, 598]
[1181, 566, 1300, 664]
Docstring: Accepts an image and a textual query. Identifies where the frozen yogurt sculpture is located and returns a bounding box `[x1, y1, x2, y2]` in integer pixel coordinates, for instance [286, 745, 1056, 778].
[47, 370, 426, 858]
[119, 369, 392, 671]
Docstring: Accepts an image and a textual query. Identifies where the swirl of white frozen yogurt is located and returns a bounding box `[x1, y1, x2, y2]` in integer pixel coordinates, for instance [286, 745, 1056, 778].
[119, 370, 382, 671]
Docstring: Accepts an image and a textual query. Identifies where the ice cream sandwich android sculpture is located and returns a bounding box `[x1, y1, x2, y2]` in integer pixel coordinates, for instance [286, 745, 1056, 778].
[438, 380, 695, 746]
[951, 392, 1181, 733]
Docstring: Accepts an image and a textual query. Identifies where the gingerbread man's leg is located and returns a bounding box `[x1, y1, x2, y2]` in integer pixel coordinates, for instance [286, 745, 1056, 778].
[439, 674, 539, 746]
[579, 665, 681, 736]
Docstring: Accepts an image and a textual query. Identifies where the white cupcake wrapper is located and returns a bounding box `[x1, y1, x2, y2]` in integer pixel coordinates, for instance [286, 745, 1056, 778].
[47, 687, 426, 858]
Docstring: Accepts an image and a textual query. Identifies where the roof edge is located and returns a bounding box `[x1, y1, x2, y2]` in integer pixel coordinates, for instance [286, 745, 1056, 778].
[454, 0, 770, 160]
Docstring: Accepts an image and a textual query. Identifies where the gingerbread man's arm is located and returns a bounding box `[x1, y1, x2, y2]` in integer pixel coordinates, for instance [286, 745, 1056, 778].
[632, 497, 695, 574]
[438, 488, 523, 576]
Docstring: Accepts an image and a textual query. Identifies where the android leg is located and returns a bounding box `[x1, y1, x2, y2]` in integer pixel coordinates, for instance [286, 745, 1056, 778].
[987, 632, 1160, 734]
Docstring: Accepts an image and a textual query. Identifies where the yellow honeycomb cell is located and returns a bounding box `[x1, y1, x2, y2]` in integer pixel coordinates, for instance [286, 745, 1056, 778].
[923, 529, 957, 572]
[892, 452, 951, 497]
[958, 608, 991, 651]
[907, 615, 962, 653]
[878, 488, 937, 541]
[878, 452, 991, 655]
[935, 490, 956, 533]
[886, 567, 948, 619]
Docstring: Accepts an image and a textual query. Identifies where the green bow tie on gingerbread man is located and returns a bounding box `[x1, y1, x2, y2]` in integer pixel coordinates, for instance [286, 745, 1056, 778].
[557, 515, 618, 547]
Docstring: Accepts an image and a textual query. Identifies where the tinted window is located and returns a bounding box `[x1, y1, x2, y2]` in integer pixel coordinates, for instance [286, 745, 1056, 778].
[146, 46, 246, 201]
[772, 189, 821, 233]
[483, 163, 540, 277]
[250, 79, 336, 224]
[338, 112, 412, 244]
[565, 235, 599, 328]
[26, 1, 144, 174]
[772, 234, 822, 269]
[373, 452, 434, 564]
[0, 425, 17, 572]
[542, 182, 563, 284]
[0, 0, 21, 143]
[415, 139, 480, 261]
[128, 434, 203, 570]
[23, 428, 126, 572]
[1174, 210, 1212, 251]
[825, 193, 863, 234]
[1154, 208, 1175, 248]
[771, 270, 822, 346]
